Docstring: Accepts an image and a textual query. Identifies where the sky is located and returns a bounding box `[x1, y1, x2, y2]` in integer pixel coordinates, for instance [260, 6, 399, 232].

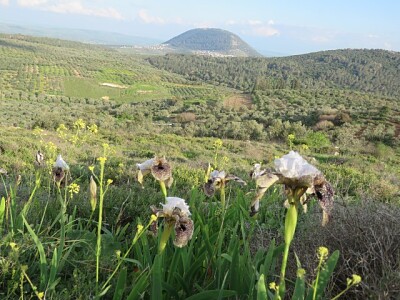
[0, 0, 399, 55]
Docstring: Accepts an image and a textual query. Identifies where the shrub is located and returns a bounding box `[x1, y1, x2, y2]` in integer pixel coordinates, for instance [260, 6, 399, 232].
[176, 112, 196, 123]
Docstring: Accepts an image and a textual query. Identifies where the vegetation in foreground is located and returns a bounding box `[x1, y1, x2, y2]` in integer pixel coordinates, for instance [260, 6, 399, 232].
[0, 123, 398, 299]
[0, 34, 399, 299]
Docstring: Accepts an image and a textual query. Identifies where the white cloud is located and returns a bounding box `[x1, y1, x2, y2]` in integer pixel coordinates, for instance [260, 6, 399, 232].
[251, 25, 280, 37]
[0, 0, 9, 6]
[46, 1, 124, 20]
[226, 19, 280, 37]
[17, 0, 48, 7]
[248, 20, 262, 26]
[226, 20, 237, 25]
[137, 9, 165, 24]
[16, 0, 125, 20]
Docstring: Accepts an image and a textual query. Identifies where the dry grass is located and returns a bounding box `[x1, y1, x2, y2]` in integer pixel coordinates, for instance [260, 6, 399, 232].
[293, 199, 400, 299]
[250, 197, 400, 299]
[223, 94, 252, 110]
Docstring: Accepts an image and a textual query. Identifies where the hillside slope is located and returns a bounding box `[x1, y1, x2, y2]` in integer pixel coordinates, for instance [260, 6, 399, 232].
[147, 49, 400, 96]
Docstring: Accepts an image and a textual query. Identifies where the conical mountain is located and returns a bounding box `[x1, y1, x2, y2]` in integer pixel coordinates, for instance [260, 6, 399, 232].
[163, 28, 261, 57]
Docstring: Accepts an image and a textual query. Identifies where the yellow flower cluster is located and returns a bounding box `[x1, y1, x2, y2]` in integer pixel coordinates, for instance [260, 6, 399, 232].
[97, 157, 107, 164]
[74, 119, 86, 130]
[68, 183, 80, 194]
[318, 246, 329, 260]
[347, 274, 362, 286]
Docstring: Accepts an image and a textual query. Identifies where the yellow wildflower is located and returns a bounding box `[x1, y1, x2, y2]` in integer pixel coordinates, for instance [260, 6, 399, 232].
[137, 224, 144, 234]
[68, 183, 80, 194]
[269, 282, 277, 291]
[97, 157, 107, 164]
[318, 246, 329, 259]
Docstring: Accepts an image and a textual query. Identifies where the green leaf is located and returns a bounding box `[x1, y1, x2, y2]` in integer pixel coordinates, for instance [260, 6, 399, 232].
[229, 241, 240, 293]
[0, 196, 5, 232]
[151, 254, 163, 300]
[22, 216, 47, 290]
[47, 248, 59, 291]
[112, 268, 127, 300]
[185, 290, 237, 300]
[221, 253, 232, 262]
[257, 274, 267, 300]
[161, 281, 180, 299]
[313, 250, 340, 299]
[98, 285, 112, 297]
[263, 239, 276, 276]
[174, 273, 191, 295]
[292, 254, 305, 300]
[166, 247, 181, 284]
[126, 271, 150, 300]
[292, 275, 305, 300]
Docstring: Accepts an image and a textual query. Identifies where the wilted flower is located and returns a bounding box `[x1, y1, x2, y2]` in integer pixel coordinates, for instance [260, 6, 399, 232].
[151, 197, 194, 250]
[250, 151, 334, 225]
[136, 158, 155, 186]
[54, 154, 70, 170]
[203, 169, 246, 197]
[52, 154, 70, 186]
[35, 150, 45, 167]
[161, 197, 191, 217]
[89, 175, 97, 211]
[137, 157, 174, 192]
[151, 157, 173, 184]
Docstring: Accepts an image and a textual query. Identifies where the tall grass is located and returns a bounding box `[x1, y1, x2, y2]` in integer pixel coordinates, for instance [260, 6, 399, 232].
[0, 138, 364, 299]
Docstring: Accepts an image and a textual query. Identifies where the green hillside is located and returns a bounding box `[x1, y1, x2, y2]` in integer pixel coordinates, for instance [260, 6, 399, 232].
[147, 49, 400, 96]
[0, 34, 399, 299]
[0, 34, 230, 103]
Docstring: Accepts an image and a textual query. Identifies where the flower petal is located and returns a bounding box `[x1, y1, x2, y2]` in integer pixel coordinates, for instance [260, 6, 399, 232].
[136, 158, 155, 171]
[274, 151, 320, 179]
[151, 158, 172, 181]
[162, 197, 191, 217]
[225, 175, 247, 185]
[54, 154, 69, 170]
[173, 217, 194, 248]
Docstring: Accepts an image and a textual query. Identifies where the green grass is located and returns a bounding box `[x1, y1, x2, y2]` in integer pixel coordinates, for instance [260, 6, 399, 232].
[64, 77, 123, 99]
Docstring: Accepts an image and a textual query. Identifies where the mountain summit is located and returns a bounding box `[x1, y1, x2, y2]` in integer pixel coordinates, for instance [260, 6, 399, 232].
[162, 28, 261, 57]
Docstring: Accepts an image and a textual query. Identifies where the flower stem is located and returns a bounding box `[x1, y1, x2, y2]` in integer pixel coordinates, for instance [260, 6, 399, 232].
[159, 180, 167, 199]
[220, 183, 226, 210]
[95, 160, 105, 291]
[159, 222, 174, 254]
[313, 254, 325, 300]
[278, 202, 298, 298]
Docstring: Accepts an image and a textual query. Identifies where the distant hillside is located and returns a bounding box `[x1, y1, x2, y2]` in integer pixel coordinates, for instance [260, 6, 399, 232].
[148, 49, 400, 96]
[0, 23, 161, 46]
[162, 28, 261, 57]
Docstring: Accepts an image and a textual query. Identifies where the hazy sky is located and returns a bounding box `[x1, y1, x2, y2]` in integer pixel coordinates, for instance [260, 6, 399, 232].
[0, 0, 399, 55]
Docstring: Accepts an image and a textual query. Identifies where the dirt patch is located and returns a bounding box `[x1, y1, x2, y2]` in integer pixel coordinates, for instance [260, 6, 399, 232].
[137, 90, 153, 94]
[73, 69, 81, 77]
[100, 83, 127, 89]
[223, 94, 252, 110]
